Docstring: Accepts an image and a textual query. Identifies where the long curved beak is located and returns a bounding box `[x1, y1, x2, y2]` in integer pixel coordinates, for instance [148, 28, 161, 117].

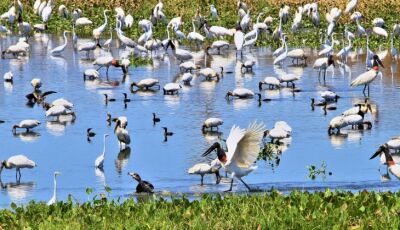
[202, 144, 217, 157]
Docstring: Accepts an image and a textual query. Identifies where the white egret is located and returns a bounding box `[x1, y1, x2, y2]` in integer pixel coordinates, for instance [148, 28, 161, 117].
[47, 171, 60, 205]
[95, 134, 109, 169]
[92, 10, 110, 45]
[210, 4, 219, 20]
[49, 31, 70, 56]
[234, 27, 244, 57]
[202, 121, 265, 191]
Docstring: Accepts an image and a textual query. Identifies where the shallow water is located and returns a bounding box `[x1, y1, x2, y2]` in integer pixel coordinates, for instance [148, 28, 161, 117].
[1, 34, 400, 207]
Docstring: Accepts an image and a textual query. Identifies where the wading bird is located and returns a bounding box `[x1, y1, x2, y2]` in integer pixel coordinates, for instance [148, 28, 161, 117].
[95, 134, 108, 169]
[128, 172, 154, 193]
[47, 171, 60, 205]
[202, 121, 265, 191]
[0, 155, 36, 180]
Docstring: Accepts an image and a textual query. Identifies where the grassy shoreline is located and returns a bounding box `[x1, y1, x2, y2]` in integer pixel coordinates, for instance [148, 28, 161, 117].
[1, 190, 400, 229]
[1, 1, 400, 49]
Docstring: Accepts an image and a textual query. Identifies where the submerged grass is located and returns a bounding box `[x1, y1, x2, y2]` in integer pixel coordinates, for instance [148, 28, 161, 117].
[1, 0, 400, 49]
[1, 190, 400, 229]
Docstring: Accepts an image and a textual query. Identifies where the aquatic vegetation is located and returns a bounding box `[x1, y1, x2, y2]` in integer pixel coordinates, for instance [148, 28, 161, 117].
[1, 190, 400, 228]
[307, 161, 333, 180]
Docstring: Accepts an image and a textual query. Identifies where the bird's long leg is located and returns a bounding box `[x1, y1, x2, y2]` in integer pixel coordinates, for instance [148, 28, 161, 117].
[362, 84, 367, 96]
[239, 178, 252, 192]
[201, 175, 204, 186]
[224, 178, 234, 192]
[368, 84, 370, 96]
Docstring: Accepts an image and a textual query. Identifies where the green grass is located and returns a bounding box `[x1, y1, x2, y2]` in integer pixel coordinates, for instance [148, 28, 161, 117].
[1, 190, 400, 229]
[1, 0, 400, 50]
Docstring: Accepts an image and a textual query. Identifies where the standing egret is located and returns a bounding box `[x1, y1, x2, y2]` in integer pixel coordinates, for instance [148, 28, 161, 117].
[95, 134, 109, 169]
[274, 36, 287, 65]
[313, 55, 335, 82]
[0, 155, 36, 180]
[202, 121, 265, 191]
[49, 31, 70, 56]
[210, 5, 219, 20]
[92, 10, 110, 46]
[47, 171, 60, 205]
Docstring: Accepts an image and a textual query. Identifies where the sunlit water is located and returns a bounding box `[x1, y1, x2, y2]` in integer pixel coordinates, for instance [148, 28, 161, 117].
[1, 34, 400, 207]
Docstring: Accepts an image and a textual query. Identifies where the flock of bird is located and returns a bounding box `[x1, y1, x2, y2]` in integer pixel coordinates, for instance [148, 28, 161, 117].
[1, 0, 400, 204]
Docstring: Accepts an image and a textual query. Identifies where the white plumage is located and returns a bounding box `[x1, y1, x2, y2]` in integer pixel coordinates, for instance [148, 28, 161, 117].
[131, 78, 160, 90]
[95, 134, 109, 169]
[344, 0, 357, 14]
[51, 98, 73, 109]
[0, 155, 36, 178]
[47, 171, 60, 205]
[163, 83, 182, 94]
[372, 27, 388, 38]
[181, 73, 193, 84]
[13, 120, 40, 132]
[227, 88, 255, 99]
[203, 118, 223, 131]
[75, 17, 93, 27]
[3, 71, 13, 82]
[50, 31, 69, 55]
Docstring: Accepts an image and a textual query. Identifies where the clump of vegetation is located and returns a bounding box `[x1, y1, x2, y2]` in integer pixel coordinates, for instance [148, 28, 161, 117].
[1, 0, 400, 49]
[307, 161, 333, 180]
[258, 143, 282, 170]
[129, 56, 153, 67]
[1, 190, 400, 228]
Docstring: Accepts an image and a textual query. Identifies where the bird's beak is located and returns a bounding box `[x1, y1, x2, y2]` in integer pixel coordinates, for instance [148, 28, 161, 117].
[370, 147, 383, 160]
[202, 143, 218, 157]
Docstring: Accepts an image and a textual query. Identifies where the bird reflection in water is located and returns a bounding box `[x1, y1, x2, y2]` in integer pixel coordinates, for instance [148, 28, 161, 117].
[0, 179, 35, 202]
[13, 131, 41, 142]
[115, 147, 131, 174]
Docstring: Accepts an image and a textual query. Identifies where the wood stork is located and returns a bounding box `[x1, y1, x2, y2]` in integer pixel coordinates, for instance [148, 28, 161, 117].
[351, 55, 384, 96]
[12, 120, 40, 133]
[313, 55, 335, 82]
[165, 39, 193, 62]
[130, 78, 160, 91]
[188, 160, 221, 185]
[372, 18, 385, 28]
[93, 56, 117, 75]
[287, 48, 307, 65]
[202, 21, 233, 38]
[226, 88, 254, 100]
[163, 83, 182, 95]
[92, 10, 110, 46]
[241, 60, 255, 72]
[207, 40, 230, 55]
[373, 26, 388, 38]
[47, 171, 60, 205]
[78, 42, 97, 58]
[259, 77, 281, 90]
[51, 98, 73, 109]
[199, 68, 220, 81]
[320, 91, 340, 102]
[182, 73, 193, 85]
[114, 120, 130, 150]
[202, 118, 223, 131]
[95, 134, 109, 169]
[75, 17, 92, 27]
[83, 69, 100, 80]
[279, 74, 300, 89]
[3, 71, 13, 82]
[202, 121, 265, 191]
[45, 105, 75, 121]
[179, 61, 198, 73]
[328, 116, 347, 135]
[370, 145, 400, 179]
[49, 31, 69, 56]
[263, 126, 290, 143]
[128, 172, 154, 193]
[279, 5, 290, 24]
[0, 155, 36, 180]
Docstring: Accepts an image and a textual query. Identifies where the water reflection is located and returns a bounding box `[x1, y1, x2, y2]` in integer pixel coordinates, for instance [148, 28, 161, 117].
[0, 180, 35, 202]
[13, 131, 41, 142]
[115, 147, 131, 174]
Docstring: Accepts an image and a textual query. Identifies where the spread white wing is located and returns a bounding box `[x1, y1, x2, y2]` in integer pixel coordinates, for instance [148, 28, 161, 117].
[227, 121, 265, 167]
[226, 125, 246, 162]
